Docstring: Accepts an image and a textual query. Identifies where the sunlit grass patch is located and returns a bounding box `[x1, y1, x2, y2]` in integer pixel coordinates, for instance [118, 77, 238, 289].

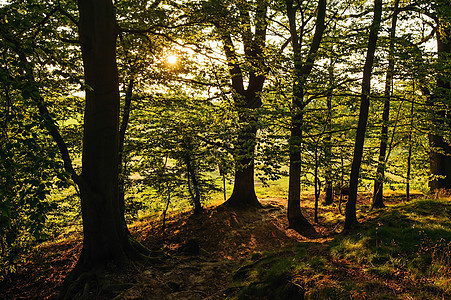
[228, 197, 450, 299]
[320, 210, 345, 225]
[255, 175, 290, 199]
[305, 278, 396, 300]
[328, 197, 451, 298]
[230, 246, 308, 299]
[330, 236, 373, 265]
[304, 283, 348, 299]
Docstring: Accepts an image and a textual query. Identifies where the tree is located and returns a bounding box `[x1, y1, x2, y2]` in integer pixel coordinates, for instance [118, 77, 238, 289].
[59, 0, 152, 297]
[285, 0, 326, 234]
[204, 0, 269, 208]
[323, 67, 334, 206]
[372, 0, 399, 209]
[428, 0, 451, 191]
[345, 0, 383, 230]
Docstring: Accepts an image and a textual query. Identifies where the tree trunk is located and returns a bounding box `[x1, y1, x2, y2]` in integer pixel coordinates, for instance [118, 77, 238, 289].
[118, 78, 134, 228]
[429, 20, 451, 191]
[184, 137, 203, 214]
[286, 0, 326, 235]
[225, 114, 261, 208]
[324, 66, 334, 205]
[345, 0, 383, 230]
[406, 93, 414, 201]
[78, 0, 129, 265]
[221, 0, 268, 209]
[60, 0, 149, 298]
[372, 0, 399, 209]
[4, 7, 148, 297]
[429, 134, 451, 190]
[285, 0, 326, 233]
[314, 145, 320, 223]
[288, 109, 313, 232]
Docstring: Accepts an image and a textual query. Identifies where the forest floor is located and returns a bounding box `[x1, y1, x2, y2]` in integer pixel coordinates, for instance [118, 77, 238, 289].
[2, 192, 451, 300]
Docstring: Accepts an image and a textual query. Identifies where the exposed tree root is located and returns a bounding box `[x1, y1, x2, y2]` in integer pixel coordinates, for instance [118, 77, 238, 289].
[222, 195, 263, 209]
[342, 220, 361, 233]
[59, 237, 165, 300]
[288, 218, 319, 238]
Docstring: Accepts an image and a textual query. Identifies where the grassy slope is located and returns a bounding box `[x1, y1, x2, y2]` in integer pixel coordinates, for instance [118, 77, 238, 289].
[233, 197, 451, 299]
[1, 194, 450, 299]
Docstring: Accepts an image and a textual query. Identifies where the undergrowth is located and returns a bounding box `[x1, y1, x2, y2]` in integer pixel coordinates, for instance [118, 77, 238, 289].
[231, 197, 451, 300]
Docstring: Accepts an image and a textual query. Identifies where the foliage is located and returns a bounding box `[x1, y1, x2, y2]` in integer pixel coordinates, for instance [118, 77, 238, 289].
[122, 89, 229, 217]
[0, 91, 75, 281]
[1, 0, 450, 290]
[0, 0, 81, 281]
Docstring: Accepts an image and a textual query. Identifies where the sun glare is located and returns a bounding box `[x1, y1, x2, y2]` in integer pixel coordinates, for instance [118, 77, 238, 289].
[167, 55, 177, 65]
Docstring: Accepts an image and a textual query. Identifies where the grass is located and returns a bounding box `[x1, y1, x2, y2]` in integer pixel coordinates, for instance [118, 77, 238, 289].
[230, 196, 451, 299]
[231, 248, 305, 300]
[3, 188, 448, 299]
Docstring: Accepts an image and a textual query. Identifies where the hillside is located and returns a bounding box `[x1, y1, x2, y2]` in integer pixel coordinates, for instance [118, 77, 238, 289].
[2, 193, 450, 299]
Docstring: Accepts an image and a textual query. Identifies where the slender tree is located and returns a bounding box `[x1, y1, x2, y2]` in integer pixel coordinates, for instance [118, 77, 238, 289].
[286, 0, 326, 234]
[372, 0, 399, 209]
[406, 86, 415, 201]
[345, 0, 383, 229]
[323, 56, 335, 206]
[182, 136, 204, 214]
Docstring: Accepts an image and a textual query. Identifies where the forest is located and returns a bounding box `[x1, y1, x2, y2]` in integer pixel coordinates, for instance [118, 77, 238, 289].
[0, 0, 450, 299]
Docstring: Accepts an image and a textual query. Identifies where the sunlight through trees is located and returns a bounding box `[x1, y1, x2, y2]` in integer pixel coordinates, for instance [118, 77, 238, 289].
[0, 0, 450, 298]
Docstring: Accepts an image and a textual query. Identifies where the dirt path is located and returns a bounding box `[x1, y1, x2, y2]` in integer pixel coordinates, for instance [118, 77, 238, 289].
[3, 194, 407, 299]
[117, 197, 343, 299]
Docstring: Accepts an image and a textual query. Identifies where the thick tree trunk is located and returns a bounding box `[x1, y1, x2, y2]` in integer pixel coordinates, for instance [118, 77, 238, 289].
[372, 0, 399, 209]
[6, 7, 147, 297]
[60, 1, 149, 298]
[77, 0, 128, 265]
[345, 0, 382, 230]
[429, 22, 451, 191]
[225, 114, 261, 208]
[218, 0, 268, 209]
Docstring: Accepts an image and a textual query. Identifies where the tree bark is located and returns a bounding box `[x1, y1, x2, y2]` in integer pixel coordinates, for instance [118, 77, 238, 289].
[324, 61, 334, 206]
[372, 0, 399, 209]
[286, 0, 326, 235]
[60, 0, 150, 298]
[226, 112, 262, 208]
[221, 0, 268, 209]
[406, 93, 414, 201]
[429, 18, 451, 191]
[183, 137, 203, 214]
[345, 0, 383, 230]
